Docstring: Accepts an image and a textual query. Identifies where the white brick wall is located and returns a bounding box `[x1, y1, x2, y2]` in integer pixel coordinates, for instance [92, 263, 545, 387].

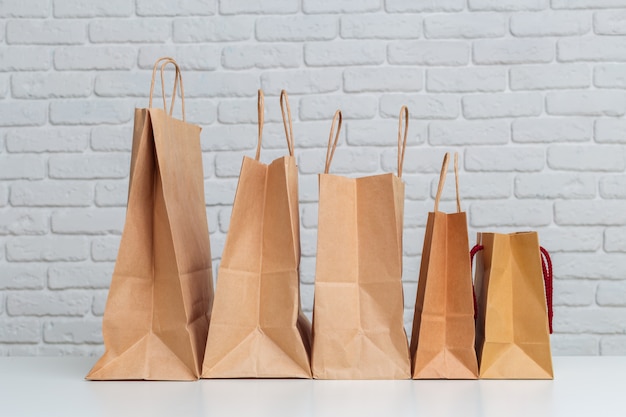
[1, 0, 625, 357]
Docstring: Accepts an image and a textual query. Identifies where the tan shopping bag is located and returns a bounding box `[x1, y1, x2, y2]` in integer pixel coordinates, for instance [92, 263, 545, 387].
[410, 152, 479, 379]
[202, 90, 312, 378]
[473, 232, 554, 379]
[311, 107, 411, 380]
[87, 57, 213, 381]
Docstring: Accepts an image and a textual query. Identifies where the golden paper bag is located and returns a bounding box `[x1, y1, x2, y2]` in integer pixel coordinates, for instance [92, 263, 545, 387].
[473, 232, 554, 379]
[202, 91, 311, 378]
[311, 108, 411, 380]
[410, 152, 479, 379]
[87, 57, 213, 381]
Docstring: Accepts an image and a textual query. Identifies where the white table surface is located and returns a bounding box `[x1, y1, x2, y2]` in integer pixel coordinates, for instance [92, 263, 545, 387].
[0, 356, 624, 417]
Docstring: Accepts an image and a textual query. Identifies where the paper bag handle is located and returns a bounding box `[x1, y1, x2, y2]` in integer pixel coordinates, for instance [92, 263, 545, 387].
[149, 56, 175, 111]
[160, 60, 185, 121]
[469, 244, 483, 320]
[540, 247, 554, 334]
[434, 152, 461, 213]
[324, 110, 342, 174]
[148, 57, 185, 122]
[470, 244, 553, 334]
[397, 106, 409, 178]
[255, 89, 264, 161]
[280, 90, 295, 157]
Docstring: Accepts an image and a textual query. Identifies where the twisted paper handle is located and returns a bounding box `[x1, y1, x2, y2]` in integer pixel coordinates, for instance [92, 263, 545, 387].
[255, 89, 264, 161]
[434, 152, 461, 213]
[397, 106, 408, 178]
[280, 90, 295, 157]
[324, 110, 342, 174]
[148, 57, 185, 121]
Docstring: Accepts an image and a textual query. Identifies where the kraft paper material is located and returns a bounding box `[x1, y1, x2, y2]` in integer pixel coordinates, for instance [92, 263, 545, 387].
[201, 90, 312, 379]
[474, 231, 554, 379]
[87, 57, 213, 381]
[311, 108, 411, 380]
[410, 152, 479, 380]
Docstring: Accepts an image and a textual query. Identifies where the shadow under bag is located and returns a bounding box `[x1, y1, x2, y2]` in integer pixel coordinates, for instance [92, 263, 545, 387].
[202, 90, 311, 378]
[410, 152, 479, 379]
[87, 57, 213, 381]
[311, 108, 411, 380]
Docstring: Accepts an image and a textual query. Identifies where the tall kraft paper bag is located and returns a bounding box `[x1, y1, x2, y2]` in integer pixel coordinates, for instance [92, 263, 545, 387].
[202, 90, 311, 378]
[311, 107, 411, 380]
[87, 57, 213, 381]
[410, 152, 479, 379]
[473, 232, 554, 379]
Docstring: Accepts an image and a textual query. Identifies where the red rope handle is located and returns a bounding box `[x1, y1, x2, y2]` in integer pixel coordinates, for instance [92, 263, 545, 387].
[470, 245, 484, 320]
[540, 247, 553, 334]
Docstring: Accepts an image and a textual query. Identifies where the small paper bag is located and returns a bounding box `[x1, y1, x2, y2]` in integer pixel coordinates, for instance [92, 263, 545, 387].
[201, 91, 312, 378]
[87, 57, 213, 381]
[410, 152, 479, 379]
[473, 232, 554, 379]
[311, 108, 411, 380]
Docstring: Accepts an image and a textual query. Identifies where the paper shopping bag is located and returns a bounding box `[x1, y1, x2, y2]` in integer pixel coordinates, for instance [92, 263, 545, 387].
[202, 90, 311, 378]
[473, 232, 554, 379]
[311, 107, 411, 380]
[87, 57, 213, 381]
[410, 152, 479, 379]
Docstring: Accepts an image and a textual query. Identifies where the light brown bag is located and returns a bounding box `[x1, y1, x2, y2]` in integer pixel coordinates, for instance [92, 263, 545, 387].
[311, 108, 411, 380]
[410, 152, 479, 379]
[201, 90, 312, 379]
[473, 232, 554, 379]
[87, 57, 213, 381]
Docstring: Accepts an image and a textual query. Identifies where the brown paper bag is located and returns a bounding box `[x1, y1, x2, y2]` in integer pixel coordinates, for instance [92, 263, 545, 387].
[473, 232, 554, 379]
[202, 90, 312, 378]
[410, 152, 478, 379]
[311, 108, 411, 380]
[87, 57, 213, 381]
